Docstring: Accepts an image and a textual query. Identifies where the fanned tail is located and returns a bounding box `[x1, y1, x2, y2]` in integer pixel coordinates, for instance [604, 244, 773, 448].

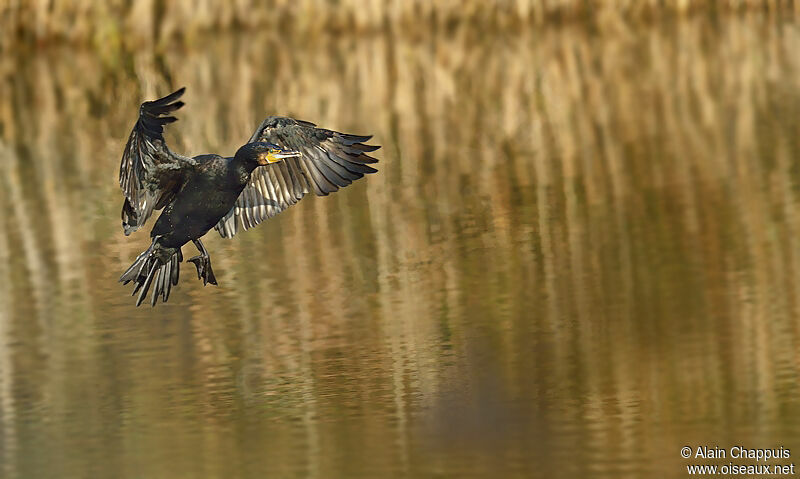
[120, 245, 182, 307]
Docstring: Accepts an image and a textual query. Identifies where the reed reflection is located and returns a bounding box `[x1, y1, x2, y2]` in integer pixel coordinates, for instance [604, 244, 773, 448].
[0, 15, 799, 479]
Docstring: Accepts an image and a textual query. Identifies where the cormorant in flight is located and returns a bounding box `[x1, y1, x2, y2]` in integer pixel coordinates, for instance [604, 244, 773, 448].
[118, 87, 379, 306]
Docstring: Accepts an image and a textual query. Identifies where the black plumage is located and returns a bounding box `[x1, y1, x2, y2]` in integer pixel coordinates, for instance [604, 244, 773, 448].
[118, 87, 379, 306]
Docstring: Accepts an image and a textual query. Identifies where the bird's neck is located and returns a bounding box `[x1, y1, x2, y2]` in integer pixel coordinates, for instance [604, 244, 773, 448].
[227, 155, 258, 187]
[233, 143, 264, 170]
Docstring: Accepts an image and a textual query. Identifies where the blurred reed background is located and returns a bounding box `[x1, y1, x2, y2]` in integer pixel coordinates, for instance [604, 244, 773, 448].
[1, 3, 800, 479]
[1, 0, 799, 49]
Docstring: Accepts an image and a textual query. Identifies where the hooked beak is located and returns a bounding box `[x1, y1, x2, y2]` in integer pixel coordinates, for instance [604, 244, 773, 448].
[271, 150, 301, 160]
[259, 149, 301, 165]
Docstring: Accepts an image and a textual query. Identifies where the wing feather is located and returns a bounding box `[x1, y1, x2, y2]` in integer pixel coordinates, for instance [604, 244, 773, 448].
[214, 116, 380, 238]
[118, 87, 192, 235]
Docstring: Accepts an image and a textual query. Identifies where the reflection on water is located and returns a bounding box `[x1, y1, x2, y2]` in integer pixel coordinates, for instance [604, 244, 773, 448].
[1, 15, 800, 478]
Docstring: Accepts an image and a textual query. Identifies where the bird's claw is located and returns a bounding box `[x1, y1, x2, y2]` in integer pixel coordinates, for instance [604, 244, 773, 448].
[188, 255, 218, 286]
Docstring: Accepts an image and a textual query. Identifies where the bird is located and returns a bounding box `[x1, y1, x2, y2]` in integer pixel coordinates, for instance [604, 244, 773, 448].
[117, 87, 379, 306]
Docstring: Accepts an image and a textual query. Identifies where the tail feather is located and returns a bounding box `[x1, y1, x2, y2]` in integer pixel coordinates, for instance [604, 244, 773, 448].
[162, 261, 171, 302]
[171, 257, 180, 285]
[137, 262, 160, 307]
[150, 268, 163, 307]
[120, 244, 182, 307]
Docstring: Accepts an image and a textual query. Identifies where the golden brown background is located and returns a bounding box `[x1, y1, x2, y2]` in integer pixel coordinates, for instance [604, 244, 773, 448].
[1, 2, 800, 478]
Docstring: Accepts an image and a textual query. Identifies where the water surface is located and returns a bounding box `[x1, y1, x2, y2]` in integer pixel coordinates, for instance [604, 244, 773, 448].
[1, 15, 800, 478]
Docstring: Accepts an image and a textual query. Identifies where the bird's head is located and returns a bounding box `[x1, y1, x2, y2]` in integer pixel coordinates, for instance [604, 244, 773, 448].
[235, 142, 301, 168]
[253, 142, 301, 166]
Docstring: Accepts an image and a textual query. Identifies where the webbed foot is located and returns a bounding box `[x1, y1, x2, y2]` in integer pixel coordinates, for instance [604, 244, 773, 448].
[188, 254, 217, 286]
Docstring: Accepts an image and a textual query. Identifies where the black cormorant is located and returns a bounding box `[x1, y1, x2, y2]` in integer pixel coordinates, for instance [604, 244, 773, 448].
[118, 87, 379, 306]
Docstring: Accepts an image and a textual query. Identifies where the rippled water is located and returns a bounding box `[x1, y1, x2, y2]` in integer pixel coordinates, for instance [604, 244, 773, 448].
[1, 15, 800, 478]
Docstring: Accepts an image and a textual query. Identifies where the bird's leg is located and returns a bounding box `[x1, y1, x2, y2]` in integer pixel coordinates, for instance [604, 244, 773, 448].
[187, 239, 218, 286]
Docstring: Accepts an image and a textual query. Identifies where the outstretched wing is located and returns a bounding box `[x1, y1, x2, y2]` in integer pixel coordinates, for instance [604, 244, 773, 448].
[214, 116, 380, 239]
[118, 87, 192, 235]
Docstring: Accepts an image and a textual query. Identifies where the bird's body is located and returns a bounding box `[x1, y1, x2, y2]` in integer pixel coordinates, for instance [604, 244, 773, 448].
[152, 154, 248, 247]
[117, 88, 379, 306]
